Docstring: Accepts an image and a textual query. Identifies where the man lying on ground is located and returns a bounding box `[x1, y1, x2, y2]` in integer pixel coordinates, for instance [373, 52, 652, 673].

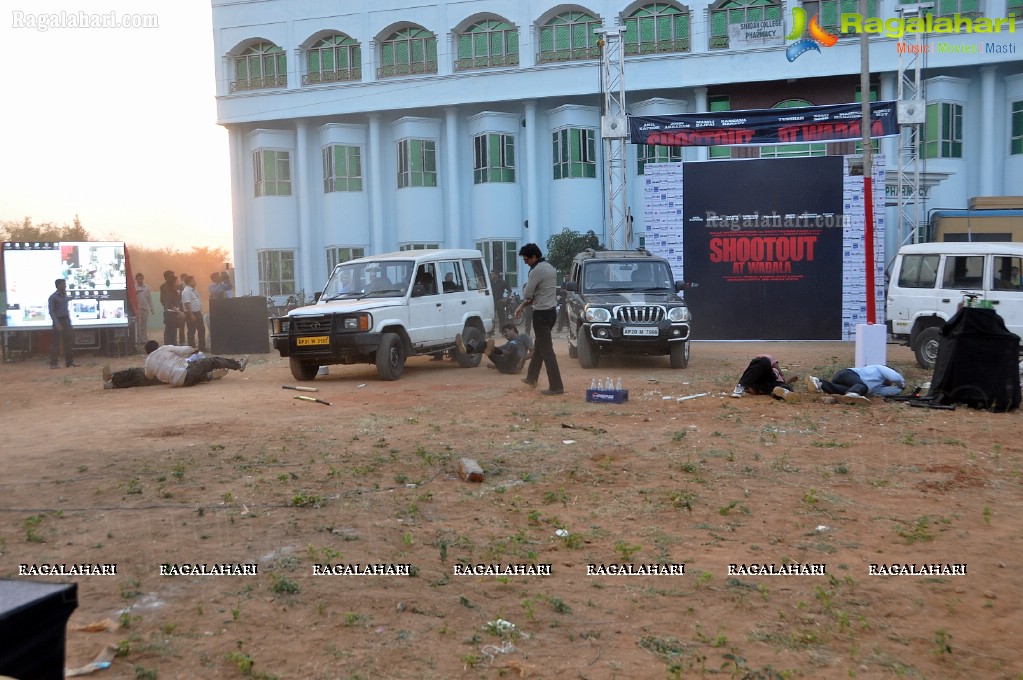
[456, 323, 533, 375]
[102, 340, 246, 389]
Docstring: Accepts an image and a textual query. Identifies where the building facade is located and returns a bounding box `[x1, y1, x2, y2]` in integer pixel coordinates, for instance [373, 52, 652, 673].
[211, 0, 1023, 297]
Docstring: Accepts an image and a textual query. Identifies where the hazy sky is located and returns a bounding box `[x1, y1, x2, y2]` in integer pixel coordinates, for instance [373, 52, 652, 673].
[1, 1, 233, 254]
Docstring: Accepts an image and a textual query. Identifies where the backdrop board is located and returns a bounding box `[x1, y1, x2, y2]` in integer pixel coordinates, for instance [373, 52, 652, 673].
[686, 156, 844, 339]
[2, 241, 130, 329]
[642, 156, 884, 340]
[210, 296, 271, 355]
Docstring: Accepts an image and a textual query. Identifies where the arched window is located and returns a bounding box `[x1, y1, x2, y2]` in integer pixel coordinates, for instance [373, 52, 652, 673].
[759, 99, 827, 158]
[232, 41, 287, 92]
[378, 27, 437, 78]
[709, 0, 782, 49]
[455, 19, 519, 71]
[305, 34, 361, 84]
[625, 3, 690, 55]
[538, 11, 602, 64]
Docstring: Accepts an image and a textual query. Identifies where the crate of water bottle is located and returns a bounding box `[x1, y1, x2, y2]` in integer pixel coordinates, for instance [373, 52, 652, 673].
[585, 377, 628, 403]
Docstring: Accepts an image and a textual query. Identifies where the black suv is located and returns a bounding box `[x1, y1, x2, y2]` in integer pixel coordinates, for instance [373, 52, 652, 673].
[565, 249, 692, 369]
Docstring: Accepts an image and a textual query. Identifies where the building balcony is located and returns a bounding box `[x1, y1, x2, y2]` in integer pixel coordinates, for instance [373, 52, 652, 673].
[230, 75, 288, 92]
[624, 38, 690, 55]
[454, 53, 520, 71]
[303, 68, 362, 85]
[377, 61, 438, 78]
[536, 46, 601, 64]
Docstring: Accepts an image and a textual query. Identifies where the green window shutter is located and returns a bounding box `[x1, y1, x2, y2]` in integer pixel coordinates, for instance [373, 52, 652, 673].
[711, 11, 727, 36]
[540, 26, 554, 53]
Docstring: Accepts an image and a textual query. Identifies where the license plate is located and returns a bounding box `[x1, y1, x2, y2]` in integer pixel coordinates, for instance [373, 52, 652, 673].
[623, 327, 658, 337]
[296, 336, 329, 346]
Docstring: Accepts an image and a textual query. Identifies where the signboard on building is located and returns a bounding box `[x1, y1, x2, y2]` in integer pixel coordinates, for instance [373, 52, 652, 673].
[727, 19, 784, 49]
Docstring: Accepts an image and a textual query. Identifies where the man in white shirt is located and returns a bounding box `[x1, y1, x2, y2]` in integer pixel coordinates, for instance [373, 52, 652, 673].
[102, 341, 247, 388]
[180, 275, 206, 352]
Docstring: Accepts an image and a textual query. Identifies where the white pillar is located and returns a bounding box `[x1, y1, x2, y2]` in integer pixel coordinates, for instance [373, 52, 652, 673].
[368, 114, 386, 253]
[880, 72, 900, 268]
[524, 100, 539, 247]
[444, 107, 462, 247]
[980, 66, 998, 196]
[693, 87, 709, 162]
[227, 126, 250, 294]
[295, 120, 314, 296]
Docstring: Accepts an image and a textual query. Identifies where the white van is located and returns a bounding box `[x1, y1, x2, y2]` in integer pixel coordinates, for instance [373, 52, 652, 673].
[887, 242, 1023, 368]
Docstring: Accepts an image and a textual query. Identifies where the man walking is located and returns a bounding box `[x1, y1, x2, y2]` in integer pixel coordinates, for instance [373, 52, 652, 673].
[48, 278, 77, 368]
[515, 243, 564, 395]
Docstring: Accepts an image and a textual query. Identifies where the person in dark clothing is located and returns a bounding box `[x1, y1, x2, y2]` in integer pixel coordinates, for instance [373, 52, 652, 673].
[48, 278, 77, 368]
[456, 323, 534, 374]
[555, 283, 568, 332]
[730, 355, 797, 399]
[489, 270, 512, 327]
[516, 244, 564, 395]
[159, 270, 183, 346]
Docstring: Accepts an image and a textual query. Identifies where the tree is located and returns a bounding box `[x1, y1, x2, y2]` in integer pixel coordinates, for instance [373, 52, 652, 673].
[0, 215, 91, 242]
[545, 228, 605, 276]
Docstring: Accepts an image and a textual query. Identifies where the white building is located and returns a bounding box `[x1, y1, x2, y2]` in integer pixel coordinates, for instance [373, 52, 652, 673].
[211, 0, 1023, 297]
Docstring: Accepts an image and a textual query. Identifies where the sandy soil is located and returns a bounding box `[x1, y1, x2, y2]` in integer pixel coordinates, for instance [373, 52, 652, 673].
[1, 337, 1021, 680]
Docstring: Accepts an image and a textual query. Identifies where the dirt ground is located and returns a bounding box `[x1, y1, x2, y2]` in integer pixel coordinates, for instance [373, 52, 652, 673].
[2, 337, 1021, 680]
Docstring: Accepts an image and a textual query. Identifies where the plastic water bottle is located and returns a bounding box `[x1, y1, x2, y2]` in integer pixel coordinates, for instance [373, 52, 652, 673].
[596, 379, 604, 390]
[615, 377, 623, 391]
[590, 378, 597, 390]
[606, 376, 613, 392]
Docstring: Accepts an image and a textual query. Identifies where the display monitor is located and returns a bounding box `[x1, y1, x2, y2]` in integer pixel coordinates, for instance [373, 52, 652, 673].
[2, 241, 129, 328]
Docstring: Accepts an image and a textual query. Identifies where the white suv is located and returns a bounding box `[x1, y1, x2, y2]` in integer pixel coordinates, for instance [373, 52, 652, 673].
[271, 249, 494, 380]
[887, 242, 1023, 368]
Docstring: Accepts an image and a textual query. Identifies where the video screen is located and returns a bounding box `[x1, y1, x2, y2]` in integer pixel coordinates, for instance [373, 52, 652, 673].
[3, 241, 130, 328]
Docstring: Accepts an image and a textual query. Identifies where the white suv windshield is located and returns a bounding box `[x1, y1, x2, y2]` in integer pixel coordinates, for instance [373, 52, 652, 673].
[321, 260, 414, 300]
[583, 261, 674, 293]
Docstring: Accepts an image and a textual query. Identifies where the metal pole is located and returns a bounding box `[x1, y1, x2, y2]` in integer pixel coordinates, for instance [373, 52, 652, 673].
[860, 0, 876, 325]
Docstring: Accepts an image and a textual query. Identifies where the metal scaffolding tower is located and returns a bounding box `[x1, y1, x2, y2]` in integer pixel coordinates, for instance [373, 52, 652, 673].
[896, 4, 931, 246]
[598, 27, 629, 250]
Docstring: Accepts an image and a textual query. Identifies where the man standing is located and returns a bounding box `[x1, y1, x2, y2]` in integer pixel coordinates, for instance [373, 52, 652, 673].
[489, 270, 512, 326]
[48, 278, 77, 368]
[208, 271, 233, 300]
[134, 272, 154, 349]
[180, 275, 206, 352]
[516, 243, 564, 395]
[159, 271, 182, 346]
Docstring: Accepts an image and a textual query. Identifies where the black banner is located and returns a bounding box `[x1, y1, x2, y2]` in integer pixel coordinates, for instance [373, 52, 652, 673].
[630, 101, 898, 147]
[682, 157, 845, 340]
